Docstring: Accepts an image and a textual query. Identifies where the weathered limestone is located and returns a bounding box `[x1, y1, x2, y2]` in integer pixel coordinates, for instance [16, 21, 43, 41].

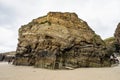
[13, 12, 112, 69]
[114, 23, 120, 54]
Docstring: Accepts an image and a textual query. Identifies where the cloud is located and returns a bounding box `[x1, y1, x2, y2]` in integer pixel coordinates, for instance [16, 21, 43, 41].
[0, 27, 17, 53]
[0, 3, 17, 27]
[0, 0, 120, 52]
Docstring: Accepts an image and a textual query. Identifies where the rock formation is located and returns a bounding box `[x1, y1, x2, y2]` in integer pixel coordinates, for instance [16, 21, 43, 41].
[114, 23, 120, 54]
[13, 12, 111, 69]
[0, 51, 15, 62]
[104, 37, 116, 53]
[0, 54, 5, 61]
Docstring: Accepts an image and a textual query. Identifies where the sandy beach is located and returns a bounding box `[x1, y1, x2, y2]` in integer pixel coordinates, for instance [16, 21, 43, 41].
[0, 59, 120, 80]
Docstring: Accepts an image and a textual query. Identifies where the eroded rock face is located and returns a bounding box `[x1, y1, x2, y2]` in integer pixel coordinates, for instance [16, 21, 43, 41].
[0, 51, 15, 62]
[14, 12, 111, 69]
[114, 23, 120, 53]
[104, 37, 116, 53]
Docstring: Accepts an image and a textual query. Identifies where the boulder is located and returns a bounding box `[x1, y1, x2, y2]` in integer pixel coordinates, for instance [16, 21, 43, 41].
[14, 12, 111, 69]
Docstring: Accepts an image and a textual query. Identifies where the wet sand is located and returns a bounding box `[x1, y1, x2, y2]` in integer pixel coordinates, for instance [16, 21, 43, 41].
[0, 58, 120, 80]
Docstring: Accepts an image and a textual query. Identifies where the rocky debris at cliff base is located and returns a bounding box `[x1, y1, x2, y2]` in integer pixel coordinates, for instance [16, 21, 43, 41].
[13, 12, 113, 69]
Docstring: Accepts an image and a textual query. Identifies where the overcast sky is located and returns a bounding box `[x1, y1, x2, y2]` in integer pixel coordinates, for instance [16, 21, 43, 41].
[0, 0, 120, 52]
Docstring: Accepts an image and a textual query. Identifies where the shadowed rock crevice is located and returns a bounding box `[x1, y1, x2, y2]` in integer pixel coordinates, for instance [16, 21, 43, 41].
[13, 12, 111, 69]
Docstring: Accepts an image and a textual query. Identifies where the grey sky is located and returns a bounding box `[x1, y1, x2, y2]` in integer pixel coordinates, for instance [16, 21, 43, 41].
[0, 0, 120, 52]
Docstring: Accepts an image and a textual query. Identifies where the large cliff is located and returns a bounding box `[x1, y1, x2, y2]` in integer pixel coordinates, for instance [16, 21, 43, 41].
[114, 23, 120, 54]
[13, 12, 111, 69]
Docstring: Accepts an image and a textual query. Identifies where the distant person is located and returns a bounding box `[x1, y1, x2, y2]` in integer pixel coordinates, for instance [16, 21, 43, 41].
[8, 58, 12, 64]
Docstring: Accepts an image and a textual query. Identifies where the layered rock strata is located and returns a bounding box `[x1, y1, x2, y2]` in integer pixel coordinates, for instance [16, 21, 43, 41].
[114, 23, 120, 54]
[14, 12, 111, 69]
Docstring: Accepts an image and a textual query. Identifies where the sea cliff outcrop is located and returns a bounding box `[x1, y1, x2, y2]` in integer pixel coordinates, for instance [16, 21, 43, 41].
[13, 12, 111, 69]
[114, 23, 120, 54]
[0, 51, 15, 62]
